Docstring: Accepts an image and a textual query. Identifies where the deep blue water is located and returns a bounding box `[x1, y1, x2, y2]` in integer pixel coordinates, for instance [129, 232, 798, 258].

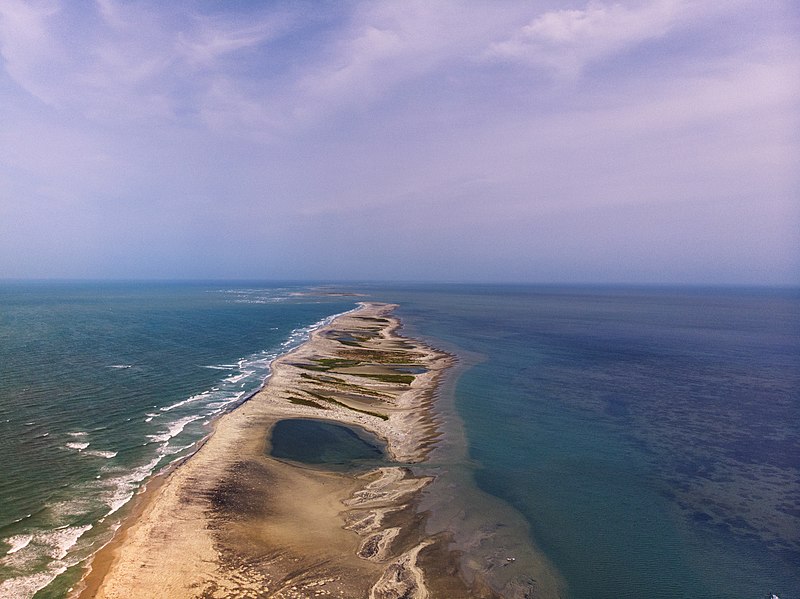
[358, 284, 800, 599]
[0, 282, 797, 599]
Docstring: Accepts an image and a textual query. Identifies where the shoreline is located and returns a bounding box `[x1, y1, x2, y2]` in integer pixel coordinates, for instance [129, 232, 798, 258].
[74, 302, 487, 598]
[71, 311, 352, 599]
[72, 301, 565, 598]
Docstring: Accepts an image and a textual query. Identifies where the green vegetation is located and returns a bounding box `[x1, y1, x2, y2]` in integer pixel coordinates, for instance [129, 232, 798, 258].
[291, 362, 330, 372]
[291, 358, 361, 372]
[303, 390, 389, 421]
[336, 349, 423, 364]
[355, 373, 415, 385]
[287, 396, 327, 409]
[315, 358, 361, 369]
[337, 339, 362, 347]
[300, 372, 345, 384]
[300, 371, 392, 399]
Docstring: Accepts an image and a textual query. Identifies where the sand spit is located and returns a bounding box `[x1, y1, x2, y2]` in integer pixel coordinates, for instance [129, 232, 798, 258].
[76, 303, 513, 598]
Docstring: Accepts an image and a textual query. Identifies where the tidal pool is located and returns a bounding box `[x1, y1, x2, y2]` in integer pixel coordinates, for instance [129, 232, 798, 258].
[269, 418, 387, 470]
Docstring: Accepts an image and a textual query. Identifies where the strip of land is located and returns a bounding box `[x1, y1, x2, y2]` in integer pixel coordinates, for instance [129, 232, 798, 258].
[76, 302, 499, 598]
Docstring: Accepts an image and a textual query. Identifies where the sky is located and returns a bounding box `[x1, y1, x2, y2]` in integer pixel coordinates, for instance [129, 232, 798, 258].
[0, 0, 798, 284]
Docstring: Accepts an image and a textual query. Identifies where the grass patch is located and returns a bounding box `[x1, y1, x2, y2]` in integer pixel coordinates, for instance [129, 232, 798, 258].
[315, 358, 361, 368]
[303, 390, 389, 421]
[300, 372, 392, 399]
[291, 362, 331, 372]
[300, 372, 345, 384]
[335, 349, 423, 364]
[355, 373, 415, 385]
[287, 396, 327, 409]
[291, 358, 362, 372]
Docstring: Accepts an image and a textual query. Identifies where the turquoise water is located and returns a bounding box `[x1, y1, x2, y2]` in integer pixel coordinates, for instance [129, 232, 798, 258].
[269, 418, 386, 469]
[1, 282, 798, 598]
[0, 281, 353, 598]
[359, 285, 800, 599]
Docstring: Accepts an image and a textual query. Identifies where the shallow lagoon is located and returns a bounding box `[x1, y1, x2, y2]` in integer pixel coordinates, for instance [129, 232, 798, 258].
[269, 418, 387, 470]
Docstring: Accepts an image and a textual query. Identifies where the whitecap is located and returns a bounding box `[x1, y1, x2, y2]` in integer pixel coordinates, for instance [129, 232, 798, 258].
[65, 442, 90, 451]
[2, 524, 93, 571]
[222, 372, 249, 385]
[84, 450, 117, 459]
[9, 514, 32, 525]
[4, 535, 32, 555]
[163, 443, 195, 456]
[101, 454, 163, 515]
[0, 567, 68, 599]
[45, 524, 93, 560]
[160, 392, 211, 412]
[108, 364, 132, 369]
[105, 491, 134, 516]
[146, 415, 202, 444]
[205, 401, 230, 410]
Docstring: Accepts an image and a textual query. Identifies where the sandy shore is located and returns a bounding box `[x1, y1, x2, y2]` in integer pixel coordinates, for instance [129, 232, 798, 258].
[74, 302, 502, 598]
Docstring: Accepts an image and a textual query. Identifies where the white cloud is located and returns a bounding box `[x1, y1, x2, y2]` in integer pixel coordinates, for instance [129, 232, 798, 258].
[0, 0, 65, 104]
[0, 0, 797, 282]
[176, 13, 291, 69]
[287, 1, 522, 124]
[486, 0, 683, 77]
[0, 1, 293, 125]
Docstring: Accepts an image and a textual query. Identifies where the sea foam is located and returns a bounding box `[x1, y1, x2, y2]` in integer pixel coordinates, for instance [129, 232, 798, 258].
[146, 414, 202, 444]
[47, 525, 93, 560]
[65, 442, 89, 451]
[0, 567, 68, 599]
[160, 392, 212, 412]
[85, 450, 117, 459]
[102, 454, 163, 515]
[4, 535, 32, 555]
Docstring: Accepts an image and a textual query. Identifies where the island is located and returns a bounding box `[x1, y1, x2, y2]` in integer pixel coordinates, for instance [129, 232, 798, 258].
[76, 302, 500, 598]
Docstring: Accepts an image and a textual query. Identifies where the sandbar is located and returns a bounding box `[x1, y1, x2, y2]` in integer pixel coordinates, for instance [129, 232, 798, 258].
[74, 302, 506, 598]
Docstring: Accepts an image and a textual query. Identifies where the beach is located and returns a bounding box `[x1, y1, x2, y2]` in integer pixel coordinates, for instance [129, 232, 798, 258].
[4, 284, 794, 598]
[74, 302, 489, 598]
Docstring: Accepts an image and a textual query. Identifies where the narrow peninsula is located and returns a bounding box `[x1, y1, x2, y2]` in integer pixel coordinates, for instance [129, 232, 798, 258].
[77, 303, 498, 598]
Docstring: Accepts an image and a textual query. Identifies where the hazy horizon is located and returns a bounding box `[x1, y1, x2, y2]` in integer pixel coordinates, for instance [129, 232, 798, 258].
[2, 278, 799, 290]
[1, 1, 797, 285]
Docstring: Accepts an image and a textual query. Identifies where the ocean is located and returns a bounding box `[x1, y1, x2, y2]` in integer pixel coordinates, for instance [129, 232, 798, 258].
[0, 282, 355, 597]
[0, 282, 797, 598]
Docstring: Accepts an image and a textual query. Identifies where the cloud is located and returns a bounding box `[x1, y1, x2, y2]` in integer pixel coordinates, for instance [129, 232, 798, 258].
[0, 1, 296, 126]
[0, 0, 797, 282]
[175, 12, 293, 69]
[0, 0, 65, 104]
[485, 0, 685, 78]
[285, 1, 523, 125]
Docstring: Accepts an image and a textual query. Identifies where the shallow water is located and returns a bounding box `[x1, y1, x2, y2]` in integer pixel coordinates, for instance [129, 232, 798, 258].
[269, 418, 387, 470]
[359, 284, 800, 599]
